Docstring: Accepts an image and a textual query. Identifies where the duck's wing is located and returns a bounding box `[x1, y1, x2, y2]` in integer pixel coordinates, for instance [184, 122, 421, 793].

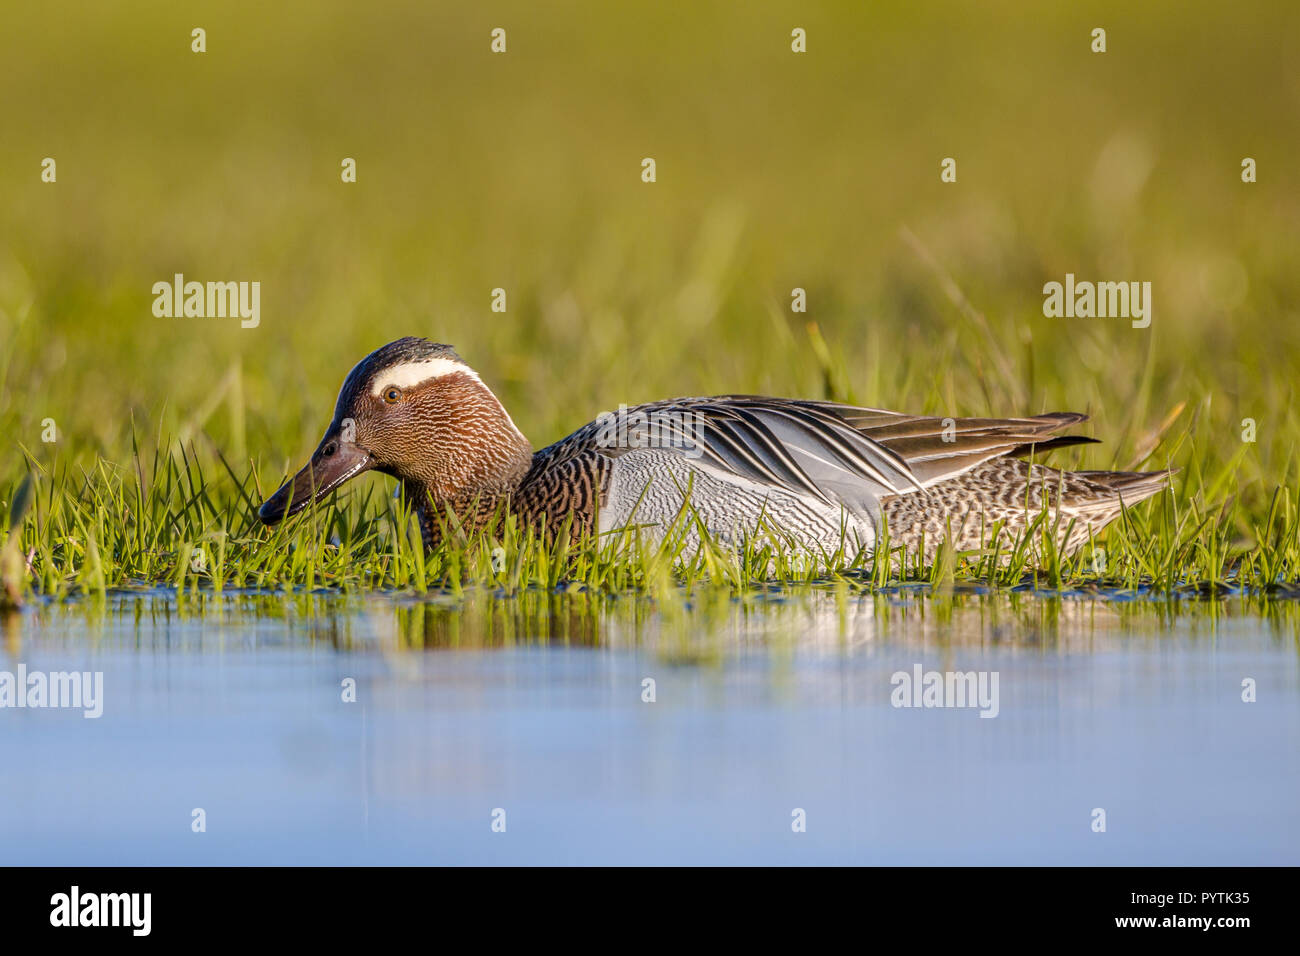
[545, 397, 1095, 514]
[802, 401, 1097, 487]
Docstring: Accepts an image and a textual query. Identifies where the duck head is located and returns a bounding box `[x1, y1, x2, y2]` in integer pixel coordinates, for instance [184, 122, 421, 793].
[257, 337, 533, 526]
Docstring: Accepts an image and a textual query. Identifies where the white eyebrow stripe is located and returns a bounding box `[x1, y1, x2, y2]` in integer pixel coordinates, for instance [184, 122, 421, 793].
[364, 355, 530, 445]
[368, 358, 481, 395]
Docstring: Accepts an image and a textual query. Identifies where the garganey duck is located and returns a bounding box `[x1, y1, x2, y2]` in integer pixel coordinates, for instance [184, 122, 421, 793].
[257, 337, 1171, 560]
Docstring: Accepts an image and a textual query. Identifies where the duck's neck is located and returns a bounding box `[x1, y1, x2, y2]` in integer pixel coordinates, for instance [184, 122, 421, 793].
[406, 469, 531, 548]
[402, 389, 534, 549]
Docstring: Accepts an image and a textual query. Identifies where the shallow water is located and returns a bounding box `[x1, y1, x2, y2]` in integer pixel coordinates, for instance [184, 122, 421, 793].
[1, 588, 1297, 865]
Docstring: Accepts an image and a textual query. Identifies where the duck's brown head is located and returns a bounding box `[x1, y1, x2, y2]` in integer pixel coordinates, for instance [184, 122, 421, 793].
[257, 337, 533, 525]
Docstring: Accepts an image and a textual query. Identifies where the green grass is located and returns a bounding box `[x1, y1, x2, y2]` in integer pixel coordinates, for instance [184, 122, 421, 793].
[1, 418, 1297, 604]
[2, 0, 1298, 601]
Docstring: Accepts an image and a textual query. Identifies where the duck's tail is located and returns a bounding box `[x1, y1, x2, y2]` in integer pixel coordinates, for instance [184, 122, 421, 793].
[1062, 467, 1175, 512]
[879, 458, 1174, 560]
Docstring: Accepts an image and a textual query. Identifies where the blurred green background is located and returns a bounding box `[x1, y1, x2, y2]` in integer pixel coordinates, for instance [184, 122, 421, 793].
[3, 0, 1298, 519]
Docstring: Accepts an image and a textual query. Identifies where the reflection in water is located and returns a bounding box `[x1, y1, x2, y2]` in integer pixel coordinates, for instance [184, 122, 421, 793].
[9, 586, 1300, 659]
[3, 587, 1298, 865]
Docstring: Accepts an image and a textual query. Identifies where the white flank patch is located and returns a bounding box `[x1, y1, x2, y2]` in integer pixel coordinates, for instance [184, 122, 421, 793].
[367, 358, 481, 396]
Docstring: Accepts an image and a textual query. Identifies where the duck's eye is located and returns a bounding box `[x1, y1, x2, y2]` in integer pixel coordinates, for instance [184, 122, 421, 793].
[383, 387, 401, 404]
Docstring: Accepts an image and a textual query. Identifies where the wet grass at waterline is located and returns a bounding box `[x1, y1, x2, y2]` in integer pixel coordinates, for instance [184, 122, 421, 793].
[8, 579, 1300, 674]
[2, 432, 1298, 605]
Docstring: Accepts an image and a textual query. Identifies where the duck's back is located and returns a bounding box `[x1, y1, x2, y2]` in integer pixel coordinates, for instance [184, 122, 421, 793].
[514, 396, 1169, 559]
